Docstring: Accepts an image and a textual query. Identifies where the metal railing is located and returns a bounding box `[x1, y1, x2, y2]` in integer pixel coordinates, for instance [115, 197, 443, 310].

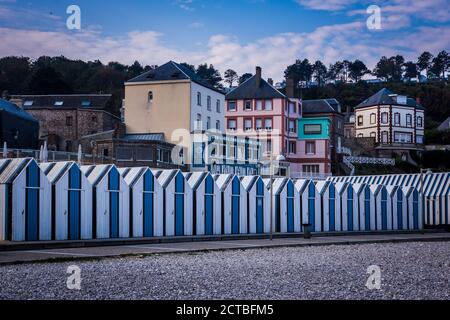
[343, 157, 356, 176]
[344, 156, 395, 166]
[289, 172, 332, 181]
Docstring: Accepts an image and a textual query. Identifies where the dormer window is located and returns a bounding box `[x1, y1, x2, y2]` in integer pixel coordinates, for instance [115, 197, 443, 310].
[54, 101, 64, 106]
[23, 101, 33, 107]
[81, 101, 91, 107]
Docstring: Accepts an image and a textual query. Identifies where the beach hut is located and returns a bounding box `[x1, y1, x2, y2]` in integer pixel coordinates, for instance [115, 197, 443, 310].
[361, 184, 375, 231]
[81, 164, 130, 239]
[403, 186, 422, 230]
[271, 178, 298, 233]
[314, 180, 343, 232]
[334, 182, 349, 232]
[351, 183, 366, 231]
[0, 158, 51, 241]
[157, 170, 192, 237]
[119, 167, 164, 238]
[242, 176, 271, 234]
[40, 162, 92, 240]
[187, 172, 221, 236]
[215, 174, 247, 235]
[294, 179, 311, 232]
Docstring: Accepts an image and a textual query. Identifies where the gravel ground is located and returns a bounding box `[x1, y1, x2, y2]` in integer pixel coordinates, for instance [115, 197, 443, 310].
[0, 241, 449, 300]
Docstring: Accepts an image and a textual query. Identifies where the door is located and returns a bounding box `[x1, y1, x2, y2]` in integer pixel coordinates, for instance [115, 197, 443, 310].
[347, 187, 353, 231]
[364, 187, 371, 231]
[204, 175, 214, 235]
[26, 161, 39, 241]
[329, 184, 336, 231]
[175, 173, 184, 236]
[381, 188, 388, 230]
[287, 182, 294, 233]
[231, 177, 240, 234]
[308, 183, 315, 229]
[109, 168, 120, 238]
[143, 171, 154, 237]
[256, 180, 264, 234]
[68, 166, 81, 240]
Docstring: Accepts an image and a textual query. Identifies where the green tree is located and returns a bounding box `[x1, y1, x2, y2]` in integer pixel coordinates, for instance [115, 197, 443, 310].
[373, 56, 392, 81]
[348, 60, 370, 82]
[403, 61, 418, 79]
[238, 73, 253, 85]
[224, 69, 238, 87]
[312, 60, 327, 86]
[196, 63, 223, 89]
[430, 50, 449, 79]
[417, 51, 433, 78]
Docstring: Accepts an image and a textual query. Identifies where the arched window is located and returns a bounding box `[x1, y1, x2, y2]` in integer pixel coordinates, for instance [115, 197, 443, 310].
[147, 92, 153, 109]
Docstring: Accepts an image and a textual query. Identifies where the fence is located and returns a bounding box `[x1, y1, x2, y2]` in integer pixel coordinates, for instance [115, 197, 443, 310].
[344, 156, 395, 166]
[0, 157, 434, 242]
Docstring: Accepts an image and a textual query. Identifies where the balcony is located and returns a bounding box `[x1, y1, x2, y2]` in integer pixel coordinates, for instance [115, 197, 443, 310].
[376, 142, 424, 151]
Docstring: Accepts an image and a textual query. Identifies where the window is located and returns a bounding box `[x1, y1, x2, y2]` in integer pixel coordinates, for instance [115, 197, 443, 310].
[416, 135, 423, 144]
[358, 133, 363, 138]
[303, 165, 319, 174]
[288, 141, 296, 154]
[265, 100, 273, 111]
[66, 116, 73, 126]
[244, 100, 252, 111]
[196, 114, 202, 130]
[417, 116, 423, 127]
[406, 114, 412, 127]
[265, 118, 273, 131]
[306, 141, 316, 154]
[216, 100, 221, 113]
[337, 120, 342, 129]
[54, 101, 64, 106]
[304, 124, 321, 135]
[92, 116, 98, 123]
[23, 100, 33, 107]
[244, 119, 252, 131]
[289, 102, 296, 114]
[228, 100, 236, 111]
[228, 119, 237, 130]
[394, 132, 413, 143]
[370, 113, 376, 124]
[197, 92, 202, 106]
[216, 120, 221, 131]
[381, 112, 388, 124]
[103, 148, 109, 157]
[266, 139, 272, 153]
[256, 118, 263, 131]
[289, 120, 296, 133]
[206, 116, 211, 130]
[370, 132, 376, 138]
[394, 113, 400, 126]
[207, 96, 211, 111]
[357, 116, 363, 126]
[345, 129, 351, 138]
[81, 101, 91, 107]
[382, 131, 388, 143]
[256, 100, 263, 111]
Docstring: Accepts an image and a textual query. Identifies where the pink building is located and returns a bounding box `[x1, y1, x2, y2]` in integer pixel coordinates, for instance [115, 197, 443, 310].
[225, 67, 303, 176]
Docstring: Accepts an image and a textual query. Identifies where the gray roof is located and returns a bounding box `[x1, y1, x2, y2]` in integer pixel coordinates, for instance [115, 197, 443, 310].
[12, 94, 113, 110]
[127, 61, 224, 95]
[437, 116, 450, 131]
[226, 76, 285, 100]
[355, 88, 424, 110]
[302, 99, 342, 114]
[122, 133, 165, 142]
[0, 99, 38, 122]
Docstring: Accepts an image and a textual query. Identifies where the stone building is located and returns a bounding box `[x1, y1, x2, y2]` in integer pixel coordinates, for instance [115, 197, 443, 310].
[11, 94, 122, 152]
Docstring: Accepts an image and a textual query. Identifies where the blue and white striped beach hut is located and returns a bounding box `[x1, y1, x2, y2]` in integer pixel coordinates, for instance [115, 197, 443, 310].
[294, 179, 311, 232]
[81, 164, 130, 239]
[271, 178, 299, 233]
[119, 167, 163, 238]
[242, 176, 270, 234]
[402, 186, 422, 230]
[0, 158, 51, 241]
[40, 162, 93, 240]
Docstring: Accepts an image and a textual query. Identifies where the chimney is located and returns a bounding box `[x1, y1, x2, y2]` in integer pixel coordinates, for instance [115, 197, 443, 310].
[286, 78, 295, 98]
[268, 78, 274, 86]
[416, 97, 421, 105]
[255, 66, 262, 88]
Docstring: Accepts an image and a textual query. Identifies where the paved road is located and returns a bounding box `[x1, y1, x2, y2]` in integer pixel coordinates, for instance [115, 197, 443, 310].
[1, 232, 450, 265]
[0, 240, 449, 300]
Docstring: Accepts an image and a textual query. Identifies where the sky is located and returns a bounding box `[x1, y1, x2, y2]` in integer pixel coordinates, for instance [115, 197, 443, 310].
[0, 0, 449, 81]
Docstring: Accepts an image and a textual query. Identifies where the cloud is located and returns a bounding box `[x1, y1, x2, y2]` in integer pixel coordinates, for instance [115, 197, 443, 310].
[175, 0, 196, 11]
[189, 22, 204, 28]
[296, 0, 358, 11]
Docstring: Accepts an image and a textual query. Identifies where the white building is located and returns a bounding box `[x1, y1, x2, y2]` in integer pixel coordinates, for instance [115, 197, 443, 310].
[354, 88, 425, 157]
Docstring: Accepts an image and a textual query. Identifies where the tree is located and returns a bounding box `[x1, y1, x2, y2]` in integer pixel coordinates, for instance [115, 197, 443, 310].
[430, 50, 449, 79]
[403, 61, 418, 80]
[127, 61, 144, 79]
[327, 61, 344, 82]
[28, 66, 72, 94]
[417, 51, 433, 77]
[238, 73, 253, 85]
[390, 55, 405, 81]
[196, 63, 223, 89]
[348, 59, 369, 82]
[0, 56, 31, 94]
[312, 60, 327, 86]
[284, 59, 313, 87]
[373, 56, 392, 81]
[224, 69, 238, 87]
[179, 62, 195, 73]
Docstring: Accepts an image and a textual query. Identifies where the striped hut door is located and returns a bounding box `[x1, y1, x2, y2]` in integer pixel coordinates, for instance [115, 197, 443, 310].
[397, 190, 403, 229]
[308, 183, 315, 230]
[329, 184, 336, 232]
[26, 161, 40, 241]
[364, 187, 371, 231]
[256, 180, 264, 234]
[413, 190, 419, 230]
[287, 181, 294, 233]
[204, 175, 214, 236]
[231, 177, 240, 234]
[347, 187, 353, 231]
[381, 188, 388, 230]
[68, 166, 81, 240]
[143, 171, 154, 237]
[109, 168, 120, 239]
[174, 172, 184, 236]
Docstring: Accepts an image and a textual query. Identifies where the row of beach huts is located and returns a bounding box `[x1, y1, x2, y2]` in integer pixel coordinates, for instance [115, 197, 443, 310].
[0, 158, 448, 242]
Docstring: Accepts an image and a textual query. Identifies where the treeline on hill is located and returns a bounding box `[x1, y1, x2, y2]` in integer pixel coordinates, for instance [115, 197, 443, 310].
[0, 52, 449, 125]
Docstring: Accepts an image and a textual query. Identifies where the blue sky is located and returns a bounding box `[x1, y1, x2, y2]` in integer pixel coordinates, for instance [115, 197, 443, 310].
[0, 0, 449, 81]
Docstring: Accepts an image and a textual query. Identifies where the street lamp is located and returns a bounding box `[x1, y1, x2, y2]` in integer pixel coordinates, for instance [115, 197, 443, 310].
[270, 154, 286, 241]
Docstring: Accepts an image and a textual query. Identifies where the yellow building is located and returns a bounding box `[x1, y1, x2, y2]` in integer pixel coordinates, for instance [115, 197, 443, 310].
[124, 61, 225, 144]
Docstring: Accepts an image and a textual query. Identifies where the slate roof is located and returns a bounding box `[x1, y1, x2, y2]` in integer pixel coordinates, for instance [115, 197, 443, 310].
[0, 99, 38, 122]
[122, 133, 165, 142]
[11, 94, 113, 110]
[225, 76, 286, 100]
[354, 88, 424, 110]
[127, 61, 224, 94]
[437, 116, 450, 131]
[302, 99, 342, 114]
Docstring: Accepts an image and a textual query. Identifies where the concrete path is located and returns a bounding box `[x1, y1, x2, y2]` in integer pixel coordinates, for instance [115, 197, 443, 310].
[1, 232, 449, 265]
